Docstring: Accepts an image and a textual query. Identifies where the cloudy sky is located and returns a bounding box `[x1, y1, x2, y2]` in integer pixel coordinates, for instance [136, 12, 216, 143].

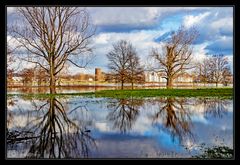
[7, 7, 233, 74]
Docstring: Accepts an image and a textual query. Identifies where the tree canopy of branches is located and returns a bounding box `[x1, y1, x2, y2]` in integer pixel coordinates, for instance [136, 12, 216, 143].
[106, 40, 144, 90]
[151, 26, 198, 89]
[9, 7, 95, 93]
[128, 52, 145, 89]
[150, 97, 193, 143]
[7, 96, 96, 158]
[194, 58, 211, 86]
[193, 55, 232, 86]
[20, 68, 35, 85]
[208, 54, 231, 87]
[107, 97, 143, 133]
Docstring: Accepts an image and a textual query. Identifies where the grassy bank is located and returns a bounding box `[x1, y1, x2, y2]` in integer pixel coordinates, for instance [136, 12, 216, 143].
[94, 88, 233, 98]
[7, 88, 233, 99]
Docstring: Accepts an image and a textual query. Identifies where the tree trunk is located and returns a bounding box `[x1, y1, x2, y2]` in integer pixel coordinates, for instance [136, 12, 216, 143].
[166, 77, 173, 89]
[50, 59, 56, 94]
[121, 80, 124, 90]
[216, 82, 218, 87]
[131, 81, 134, 90]
[50, 74, 56, 94]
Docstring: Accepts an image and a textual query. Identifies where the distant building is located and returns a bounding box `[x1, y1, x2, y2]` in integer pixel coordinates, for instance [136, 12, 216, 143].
[144, 71, 193, 83]
[175, 73, 193, 83]
[12, 76, 23, 82]
[144, 71, 166, 83]
[95, 68, 105, 81]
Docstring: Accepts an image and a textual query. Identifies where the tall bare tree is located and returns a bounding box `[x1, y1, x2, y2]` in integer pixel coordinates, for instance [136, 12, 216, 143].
[107, 40, 138, 90]
[127, 48, 144, 89]
[20, 68, 35, 86]
[208, 54, 230, 87]
[7, 43, 15, 84]
[222, 66, 232, 86]
[194, 58, 211, 86]
[9, 7, 95, 93]
[151, 26, 198, 89]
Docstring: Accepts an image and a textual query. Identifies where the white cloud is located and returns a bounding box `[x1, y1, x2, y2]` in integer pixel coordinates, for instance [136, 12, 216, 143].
[191, 43, 209, 63]
[87, 7, 207, 28]
[88, 7, 159, 27]
[183, 12, 210, 28]
[89, 29, 166, 72]
[210, 17, 233, 31]
[7, 7, 233, 75]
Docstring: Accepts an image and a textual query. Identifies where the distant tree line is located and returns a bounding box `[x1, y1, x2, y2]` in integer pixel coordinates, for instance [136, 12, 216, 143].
[194, 54, 231, 87]
[106, 27, 232, 89]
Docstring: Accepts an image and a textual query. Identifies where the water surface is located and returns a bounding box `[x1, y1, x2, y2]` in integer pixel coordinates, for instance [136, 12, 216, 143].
[7, 94, 233, 158]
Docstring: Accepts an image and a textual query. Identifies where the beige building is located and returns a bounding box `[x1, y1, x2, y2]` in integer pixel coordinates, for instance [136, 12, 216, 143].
[145, 71, 193, 83]
[145, 71, 166, 83]
[95, 68, 105, 82]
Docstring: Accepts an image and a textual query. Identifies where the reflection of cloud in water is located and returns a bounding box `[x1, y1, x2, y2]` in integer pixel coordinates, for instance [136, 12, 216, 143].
[95, 122, 110, 132]
[191, 114, 209, 124]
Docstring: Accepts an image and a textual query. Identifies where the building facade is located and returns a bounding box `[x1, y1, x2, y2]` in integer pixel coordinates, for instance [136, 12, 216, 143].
[144, 71, 193, 83]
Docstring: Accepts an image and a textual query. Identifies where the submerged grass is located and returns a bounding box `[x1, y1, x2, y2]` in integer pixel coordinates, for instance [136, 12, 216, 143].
[193, 146, 233, 159]
[7, 88, 233, 99]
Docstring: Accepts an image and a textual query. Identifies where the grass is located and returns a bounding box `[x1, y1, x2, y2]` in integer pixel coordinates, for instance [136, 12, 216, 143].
[7, 88, 233, 99]
[94, 88, 233, 98]
[193, 146, 233, 159]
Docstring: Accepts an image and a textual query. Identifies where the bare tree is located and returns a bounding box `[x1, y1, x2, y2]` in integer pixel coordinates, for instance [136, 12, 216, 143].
[20, 68, 35, 86]
[9, 7, 95, 93]
[127, 48, 145, 89]
[194, 58, 211, 86]
[7, 44, 14, 71]
[222, 66, 232, 86]
[107, 40, 138, 90]
[208, 54, 230, 87]
[151, 26, 198, 89]
[34, 67, 49, 86]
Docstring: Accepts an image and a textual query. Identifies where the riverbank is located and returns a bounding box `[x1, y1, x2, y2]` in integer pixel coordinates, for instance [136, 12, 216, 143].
[94, 88, 233, 98]
[7, 88, 233, 98]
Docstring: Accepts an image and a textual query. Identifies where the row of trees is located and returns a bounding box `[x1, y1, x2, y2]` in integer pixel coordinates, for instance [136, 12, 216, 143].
[194, 54, 232, 87]
[106, 27, 198, 89]
[107, 27, 232, 89]
[8, 7, 232, 92]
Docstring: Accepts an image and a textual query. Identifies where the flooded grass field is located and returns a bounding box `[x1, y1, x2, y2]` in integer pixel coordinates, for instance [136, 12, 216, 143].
[6, 88, 233, 158]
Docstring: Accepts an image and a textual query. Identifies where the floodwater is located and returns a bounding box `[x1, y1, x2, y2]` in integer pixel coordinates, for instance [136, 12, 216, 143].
[6, 92, 233, 158]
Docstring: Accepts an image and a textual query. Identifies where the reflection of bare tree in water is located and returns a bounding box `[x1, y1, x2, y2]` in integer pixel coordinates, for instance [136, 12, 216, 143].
[7, 96, 96, 158]
[150, 97, 193, 143]
[196, 98, 230, 118]
[107, 97, 143, 133]
[7, 97, 15, 127]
